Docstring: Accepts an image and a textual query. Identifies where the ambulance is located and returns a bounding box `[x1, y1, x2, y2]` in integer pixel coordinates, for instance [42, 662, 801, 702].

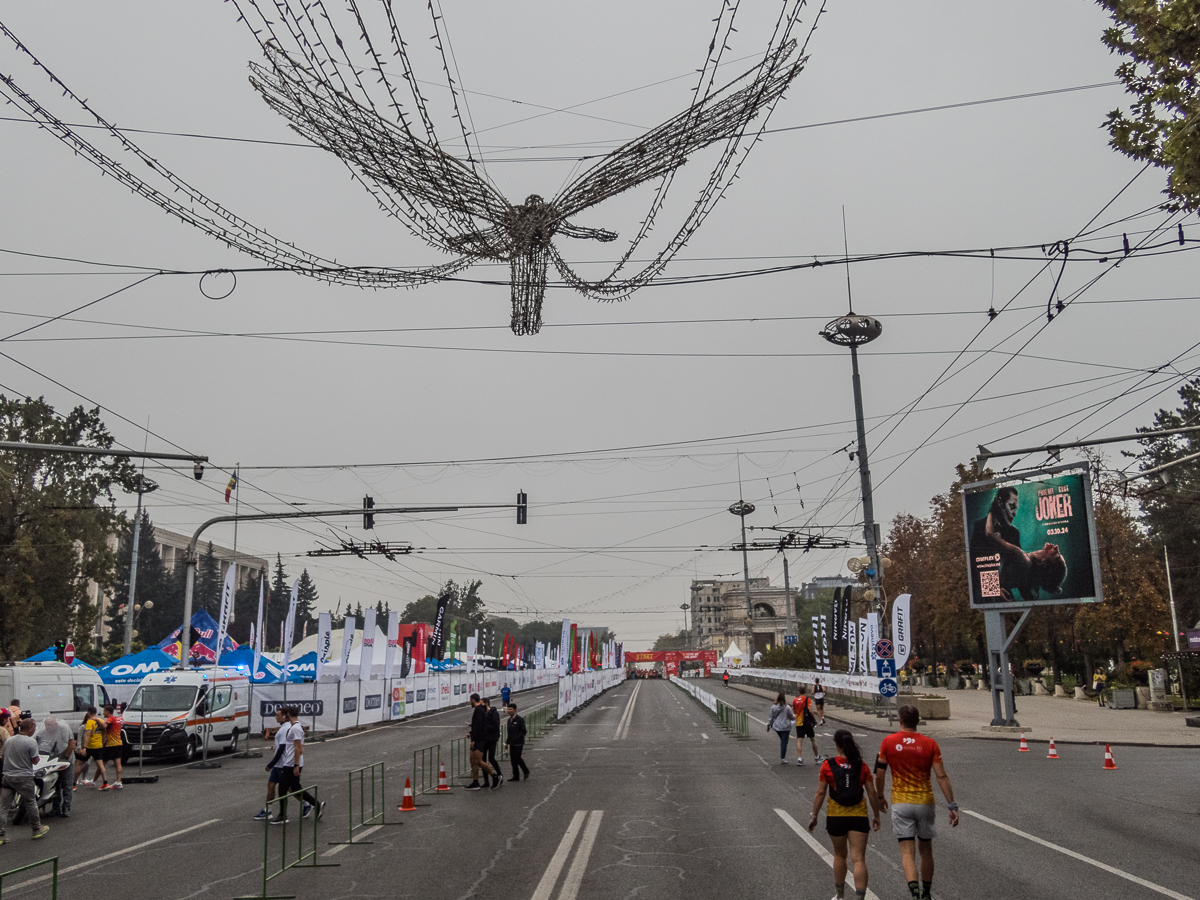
[0, 662, 110, 733]
[124, 668, 250, 761]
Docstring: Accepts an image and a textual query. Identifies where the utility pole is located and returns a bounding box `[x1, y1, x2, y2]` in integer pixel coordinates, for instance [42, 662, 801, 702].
[1165, 546, 1190, 711]
[680, 603, 690, 650]
[728, 498, 756, 657]
[782, 556, 794, 640]
[122, 476, 159, 655]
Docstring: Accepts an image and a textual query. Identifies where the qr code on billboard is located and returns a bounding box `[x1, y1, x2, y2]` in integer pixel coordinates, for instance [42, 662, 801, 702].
[980, 570, 1001, 598]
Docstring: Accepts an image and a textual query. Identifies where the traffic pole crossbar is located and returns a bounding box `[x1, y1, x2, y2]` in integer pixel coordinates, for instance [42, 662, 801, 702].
[235, 785, 339, 900]
[0, 856, 58, 899]
[328, 762, 402, 846]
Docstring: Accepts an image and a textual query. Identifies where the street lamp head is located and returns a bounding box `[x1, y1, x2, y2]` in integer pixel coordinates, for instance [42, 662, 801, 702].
[728, 500, 755, 517]
[820, 314, 882, 347]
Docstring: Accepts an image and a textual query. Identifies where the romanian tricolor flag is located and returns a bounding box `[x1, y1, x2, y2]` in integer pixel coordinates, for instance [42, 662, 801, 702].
[225, 471, 238, 502]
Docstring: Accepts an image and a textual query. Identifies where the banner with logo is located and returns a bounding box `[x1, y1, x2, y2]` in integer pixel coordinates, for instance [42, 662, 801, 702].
[359, 608, 377, 681]
[466, 635, 478, 673]
[811, 616, 820, 668]
[430, 594, 450, 660]
[316, 612, 332, 681]
[400, 633, 414, 678]
[214, 565, 236, 667]
[253, 575, 266, 675]
[559, 620, 571, 676]
[867, 612, 879, 673]
[339, 618, 355, 682]
[857, 618, 868, 675]
[819, 614, 830, 672]
[847, 617, 858, 674]
[891, 593, 912, 671]
[281, 578, 299, 673]
[383, 612, 399, 681]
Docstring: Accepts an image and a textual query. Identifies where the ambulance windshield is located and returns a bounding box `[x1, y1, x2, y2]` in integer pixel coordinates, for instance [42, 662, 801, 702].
[127, 685, 198, 712]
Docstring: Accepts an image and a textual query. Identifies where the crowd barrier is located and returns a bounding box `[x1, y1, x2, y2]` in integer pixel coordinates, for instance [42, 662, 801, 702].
[670, 676, 749, 740]
[246, 667, 559, 735]
[331, 762, 399, 846]
[0, 857, 57, 899]
[556, 669, 624, 718]
[718, 666, 895, 717]
[236, 785, 337, 900]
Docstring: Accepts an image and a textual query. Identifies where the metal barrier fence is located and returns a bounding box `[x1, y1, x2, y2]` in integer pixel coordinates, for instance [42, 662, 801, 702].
[330, 762, 400, 846]
[412, 744, 442, 796]
[671, 675, 750, 740]
[448, 737, 471, 786]
[0, 857, 57, 900]
[236, 785, 338, 900]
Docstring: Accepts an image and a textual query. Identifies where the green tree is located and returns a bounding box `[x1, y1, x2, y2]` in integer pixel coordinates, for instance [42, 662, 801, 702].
[194, 542, 220, 616]
[1098, 0, 1200, 210]
[109, 510, 173, 646]
[651, 630, 688, 651]
[296, 569, 319, 635]
[267, 554, 290, 650]
[0, 396, 134, 659]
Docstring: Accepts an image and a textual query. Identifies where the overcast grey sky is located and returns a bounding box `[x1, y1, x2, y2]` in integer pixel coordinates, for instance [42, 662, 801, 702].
[2, 2, 1194, 648]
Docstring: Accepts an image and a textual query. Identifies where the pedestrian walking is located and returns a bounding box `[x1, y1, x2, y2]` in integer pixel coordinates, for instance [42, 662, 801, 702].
[792, 686, 823, 765]
[0, 718, 50, 843]
[807, 729, 882, 900]
[33, 716, 74, 818]
[1092, 667, 1107, 707]
[98, 704, 124, 790]
[500, 683, 512, 706]
[505, 702, 530, 781]
[723, 671, 730, 688]
[464, 694, 498, 790]
[484, 698, 503, 788]
[813, 678, 827, 725]
[271, 708, 323, 824]
[873, 705, 959, 900]
[767, 692, 796, 764]
[255, 709, 290, 820]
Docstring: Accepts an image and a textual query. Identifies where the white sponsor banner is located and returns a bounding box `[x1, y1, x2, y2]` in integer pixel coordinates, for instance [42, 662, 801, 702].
[466, 635, 478, 674]
[867, 612, 879, 673]
[559, 619, 572, 677]
[339, 618, 355, 682]
[253, 576, 266, 675]
[214, 565, 235, 666]
[282, 578, 299, 672]
[315, 612, 332, 681]
[359, 608, 377, 681]
[892, 594, 912, 671]
[383, 612, 399, 681]
[857, 618, 868, 675]
[847, 617, 858, 674]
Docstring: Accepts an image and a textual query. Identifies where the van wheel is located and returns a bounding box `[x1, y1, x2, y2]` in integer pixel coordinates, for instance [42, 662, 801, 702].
[183, 738, 198, 763]
[225, 729, 239, 754]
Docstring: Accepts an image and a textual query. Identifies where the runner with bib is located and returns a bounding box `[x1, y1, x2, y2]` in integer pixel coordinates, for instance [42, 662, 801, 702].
[808, 729, 882, 900]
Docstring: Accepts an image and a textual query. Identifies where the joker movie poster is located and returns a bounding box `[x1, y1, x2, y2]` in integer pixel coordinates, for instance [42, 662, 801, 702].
[963, 465, 1101, 610]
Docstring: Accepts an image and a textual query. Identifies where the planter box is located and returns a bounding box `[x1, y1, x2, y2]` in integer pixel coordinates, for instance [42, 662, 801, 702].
[915, 697, 950, 720]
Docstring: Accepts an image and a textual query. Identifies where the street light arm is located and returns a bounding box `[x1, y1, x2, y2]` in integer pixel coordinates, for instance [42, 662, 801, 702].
[0, 441, 206, 463]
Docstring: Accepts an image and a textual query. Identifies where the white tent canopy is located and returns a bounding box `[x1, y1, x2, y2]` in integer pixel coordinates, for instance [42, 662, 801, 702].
[722, 641, 744, 662]
[288, 624, 389, 666]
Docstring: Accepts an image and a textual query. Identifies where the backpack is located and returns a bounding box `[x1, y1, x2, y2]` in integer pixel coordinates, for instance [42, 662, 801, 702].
[827, 758, 864, 808]
[795, 696, 815, 727]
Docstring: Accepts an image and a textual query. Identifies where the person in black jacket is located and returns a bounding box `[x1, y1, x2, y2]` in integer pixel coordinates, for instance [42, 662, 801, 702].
[465, 694, 497, 791]
[483, 699, 503, 789]
[505, 702, 530, 781]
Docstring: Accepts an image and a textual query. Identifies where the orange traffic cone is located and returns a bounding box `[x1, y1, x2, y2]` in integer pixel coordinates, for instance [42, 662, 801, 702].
[1103, 744, 1118, 770]
[1046, 738, 1059, 759]
[1018, 733, 1030, 752]
[399, 777, 417, 811]
[436, 762, 452, 792]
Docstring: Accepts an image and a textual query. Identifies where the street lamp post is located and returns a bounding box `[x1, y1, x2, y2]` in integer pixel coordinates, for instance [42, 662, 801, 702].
[728, 500, 756, 657]
[680, 603, 691, 650]
[123, 475, 159, 655]
[820, 313, 885, 636]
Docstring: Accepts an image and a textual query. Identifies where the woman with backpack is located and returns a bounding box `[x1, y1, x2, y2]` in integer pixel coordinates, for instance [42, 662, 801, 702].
[767, 693, 796, 764]
[806, 729, 882, 900]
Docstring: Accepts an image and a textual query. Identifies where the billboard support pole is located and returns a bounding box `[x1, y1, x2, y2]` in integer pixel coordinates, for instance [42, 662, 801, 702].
[985, 608, 1031, 726]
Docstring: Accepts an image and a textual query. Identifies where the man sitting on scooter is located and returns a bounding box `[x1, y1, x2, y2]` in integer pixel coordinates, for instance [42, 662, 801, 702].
[0, 718, 51, 843]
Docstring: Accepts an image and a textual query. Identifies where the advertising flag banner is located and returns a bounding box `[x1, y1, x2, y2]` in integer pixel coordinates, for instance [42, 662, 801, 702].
[819, 614, 830, 672]
[448, 620, 458, 661]
[430, 594, 449, 660]
[315, 612, 332, 681]
[281, 578, 299, 672]
[559, 620, 571, 676]
[467, 635, 478, 673]
[867, 612, 879, 672]
[214, 565, 236, 666]
[535, 642, 545, 670]
[847, 617, 858, 674]
[811, 616, 820, 668]
[400, 633, 414, 678]
[253, 575, 266, 675]
[359, 608, 377, 681]
[339, 618, 355, 682]
[963, 464, 1102, 610]
[570, 624, 579, 673]
[891, 594, 912, 671]
[857, 618, 868, 675]
[383, 612, 399, 681]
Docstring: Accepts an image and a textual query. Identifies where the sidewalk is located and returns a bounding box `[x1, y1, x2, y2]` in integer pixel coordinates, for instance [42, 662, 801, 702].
[723, 679, 1200, 747]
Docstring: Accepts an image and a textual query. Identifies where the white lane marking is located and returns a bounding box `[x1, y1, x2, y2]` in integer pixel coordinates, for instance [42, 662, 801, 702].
[7, 819, 222, 889]
[775, 809, 880, 900]
[558, 811, 604, 900]
[692, 721, 698, 727]
[964, 810, 1195, 900]
[701, 733, 709, 740]
[747, 713, 767, 726]
[320, 825, 383, 856]
[531, 810, 588, 900]
[613, 681, 641, 741]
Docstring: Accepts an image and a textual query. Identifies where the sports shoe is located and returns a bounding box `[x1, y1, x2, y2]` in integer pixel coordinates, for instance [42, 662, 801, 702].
[797, 759, 805, 766]
[0, 838, 8, 846]
[98, 783, 111, 791]
[302, 803, 313, 819]
[464, 781, 483, 791]
[32, 826, 50, 839]
[269, 817, 290, 825]
[317, 801, 326, 821]
[491, 773, 504, 789]
[80, 779, 93, 786]
[112, 782, 123, 790]
[252, 809, 269, 820]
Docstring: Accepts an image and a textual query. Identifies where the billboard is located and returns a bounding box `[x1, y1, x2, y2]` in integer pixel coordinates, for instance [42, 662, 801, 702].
[962, 464, 1101, 610]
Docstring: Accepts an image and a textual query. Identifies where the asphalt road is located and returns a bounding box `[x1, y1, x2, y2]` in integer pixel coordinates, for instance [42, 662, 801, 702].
[1, 678, 1196, 900]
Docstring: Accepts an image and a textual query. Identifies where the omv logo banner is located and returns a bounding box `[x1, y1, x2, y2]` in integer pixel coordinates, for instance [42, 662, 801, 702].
[111, 661, 167, 677]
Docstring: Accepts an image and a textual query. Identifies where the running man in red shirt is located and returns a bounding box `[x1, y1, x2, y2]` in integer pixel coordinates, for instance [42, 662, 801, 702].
[873, 705, 958, 900]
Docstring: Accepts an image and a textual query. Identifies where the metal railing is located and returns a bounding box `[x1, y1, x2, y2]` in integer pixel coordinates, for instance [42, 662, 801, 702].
[448, 736, 472, 786]
[412, 744, 442, 796]
[329, 762, 400, 846]
[0, 857, 57, 899]
[235, 785, 338, 900]
[671, 676, 750, 740]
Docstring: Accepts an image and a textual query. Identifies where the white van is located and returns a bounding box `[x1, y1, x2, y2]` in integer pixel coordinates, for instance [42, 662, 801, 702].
[124, 669, 250, 761]
[0, 662, 110, 733]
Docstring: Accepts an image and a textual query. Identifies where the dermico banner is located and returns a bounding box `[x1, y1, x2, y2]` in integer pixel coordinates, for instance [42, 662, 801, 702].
[963, 465, 1101, 610]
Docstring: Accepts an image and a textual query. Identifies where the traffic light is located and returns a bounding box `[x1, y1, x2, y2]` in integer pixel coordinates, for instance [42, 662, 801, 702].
[53, 639, 66, 662]
[516, 491, 527, 525]
[363, 494, 375, 530]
